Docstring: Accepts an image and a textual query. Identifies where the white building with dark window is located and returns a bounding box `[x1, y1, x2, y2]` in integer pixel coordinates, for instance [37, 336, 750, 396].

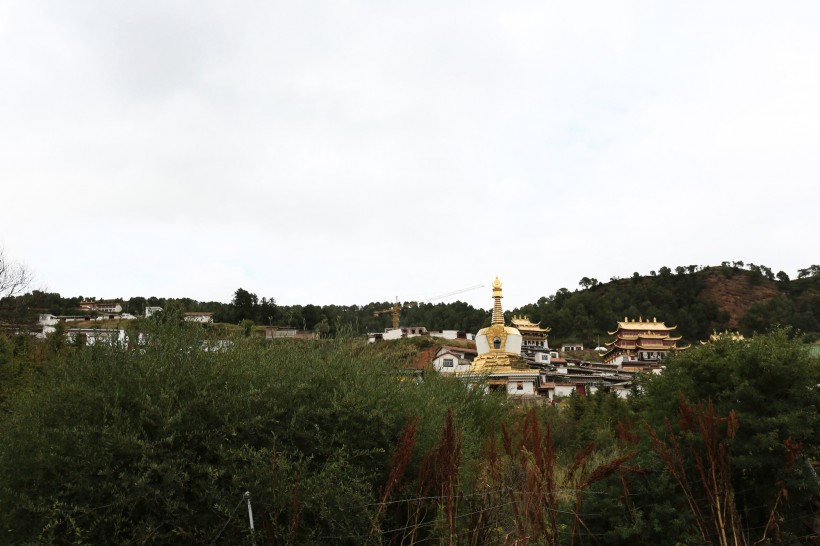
[432, 346, 477, 374]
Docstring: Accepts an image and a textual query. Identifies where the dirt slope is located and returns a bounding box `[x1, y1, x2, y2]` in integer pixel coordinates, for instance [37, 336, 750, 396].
[699, 272, 780, 328]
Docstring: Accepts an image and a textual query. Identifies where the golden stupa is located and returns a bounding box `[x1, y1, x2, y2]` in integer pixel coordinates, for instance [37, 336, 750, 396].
[468, 277, 529, 374]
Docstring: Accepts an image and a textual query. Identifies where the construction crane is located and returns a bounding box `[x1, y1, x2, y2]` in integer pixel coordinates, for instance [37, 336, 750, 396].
[373, 284, 484, 330]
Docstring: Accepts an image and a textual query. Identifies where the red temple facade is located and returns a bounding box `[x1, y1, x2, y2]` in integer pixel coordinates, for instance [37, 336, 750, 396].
[603, 317, 686, 364]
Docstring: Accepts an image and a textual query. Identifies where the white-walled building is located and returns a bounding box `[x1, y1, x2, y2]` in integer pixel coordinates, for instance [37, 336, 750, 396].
[428, 330, 475, 341]
[79, 301, 123, 314]
[432, 346, 477, 374]
[183, 312, 214, 323]
[561, 343, 584, 352]
[368, 326, 429, 343]
[41, 325, 127, 346]
[265, 326, 316, 340]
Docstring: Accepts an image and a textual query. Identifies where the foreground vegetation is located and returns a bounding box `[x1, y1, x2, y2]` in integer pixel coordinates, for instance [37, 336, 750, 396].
[0, 321, 818, 544]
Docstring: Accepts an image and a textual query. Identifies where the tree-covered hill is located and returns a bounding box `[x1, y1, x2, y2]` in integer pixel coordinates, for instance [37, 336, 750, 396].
[2, 263, 818, 344]
[513, 263, 820, 346]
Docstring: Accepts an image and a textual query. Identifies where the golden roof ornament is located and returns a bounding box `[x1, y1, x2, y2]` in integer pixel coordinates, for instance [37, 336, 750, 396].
[491, 276, 504, 325]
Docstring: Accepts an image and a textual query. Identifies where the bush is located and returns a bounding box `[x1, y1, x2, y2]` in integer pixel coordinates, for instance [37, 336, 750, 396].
[0, 324, 504, 544]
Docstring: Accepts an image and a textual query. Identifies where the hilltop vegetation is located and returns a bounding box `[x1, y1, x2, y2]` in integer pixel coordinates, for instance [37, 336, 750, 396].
[514, 263, 820, 346]
[2, 263, 819, 346]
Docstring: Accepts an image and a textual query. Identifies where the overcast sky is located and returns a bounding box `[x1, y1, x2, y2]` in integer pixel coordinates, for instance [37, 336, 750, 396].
[1, 1, 818, 311]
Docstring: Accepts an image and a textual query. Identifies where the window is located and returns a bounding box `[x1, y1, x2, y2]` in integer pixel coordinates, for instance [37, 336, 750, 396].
[443, 358, 454, 367]
[516, 382, 523, 390]
[493, 338, 501, 349]
[541, 353, 549, 361]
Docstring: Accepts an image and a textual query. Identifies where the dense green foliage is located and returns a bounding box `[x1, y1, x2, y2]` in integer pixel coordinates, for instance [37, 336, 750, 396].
[638, 329, 820, 539]
[515, 263, 820, 345]
[0, 325, 818, 544]
[0, 325, 504, 544]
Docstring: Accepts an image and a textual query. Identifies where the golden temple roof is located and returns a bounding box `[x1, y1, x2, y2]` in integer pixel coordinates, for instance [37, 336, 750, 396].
[510, 315, 551, 333]
[607, 316, 677, 335]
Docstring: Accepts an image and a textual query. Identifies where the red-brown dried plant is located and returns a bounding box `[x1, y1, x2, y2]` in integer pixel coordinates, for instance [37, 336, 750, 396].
[644, 396, 744, 546]
[367, 416, 419, 544]
[410, 408, 463, 545]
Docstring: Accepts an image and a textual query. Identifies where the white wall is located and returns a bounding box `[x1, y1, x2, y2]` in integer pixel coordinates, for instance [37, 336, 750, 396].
[429, 330, 474, 341]
[554, 385, 576, 397]
[475, 335, 490, 354]
[505, 332, 522, 354]
[184, 315, 213, 323]
[475, 328, 522, 354]
[506, 379, 537, 396]
[433, 354, 472, 374]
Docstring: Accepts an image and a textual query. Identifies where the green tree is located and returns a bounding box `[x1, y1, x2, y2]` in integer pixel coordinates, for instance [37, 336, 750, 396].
[0, 326, 506, 544]
[637, 329, 820, 539]
[44, 320, 67, 356]
[125, 296, 147, 316]
[232, 288, 258, 323]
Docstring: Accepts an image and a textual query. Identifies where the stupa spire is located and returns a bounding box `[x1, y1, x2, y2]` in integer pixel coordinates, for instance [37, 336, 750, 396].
[491, 276, 504, 325]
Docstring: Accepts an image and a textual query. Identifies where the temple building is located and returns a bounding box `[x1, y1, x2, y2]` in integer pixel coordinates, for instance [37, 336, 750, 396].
[511, 315, 553, 366]
[459, 278, 539, 396]
[602, 317, 687, 365]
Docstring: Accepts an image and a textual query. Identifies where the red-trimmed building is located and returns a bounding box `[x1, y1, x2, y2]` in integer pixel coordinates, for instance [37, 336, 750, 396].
[603, 317, 687, 364]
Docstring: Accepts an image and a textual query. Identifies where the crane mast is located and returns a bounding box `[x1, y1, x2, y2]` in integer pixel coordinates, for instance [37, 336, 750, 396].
[373, 284, 483, 330]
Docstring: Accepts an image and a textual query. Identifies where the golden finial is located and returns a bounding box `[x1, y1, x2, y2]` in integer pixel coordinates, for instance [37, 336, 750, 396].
[492, 277, 503, 297]
[491, 277, 504, 325]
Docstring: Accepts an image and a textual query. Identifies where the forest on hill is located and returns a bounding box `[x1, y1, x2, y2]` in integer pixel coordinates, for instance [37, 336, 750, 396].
[2, 263, 819, 345]
[514, 263, 820, 346]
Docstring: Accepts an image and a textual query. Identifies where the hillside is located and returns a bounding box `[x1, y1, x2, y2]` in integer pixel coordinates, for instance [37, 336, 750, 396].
[699, 270, 780, 328]
[3, 264, 819, 344]
[513, 264, 820, 346]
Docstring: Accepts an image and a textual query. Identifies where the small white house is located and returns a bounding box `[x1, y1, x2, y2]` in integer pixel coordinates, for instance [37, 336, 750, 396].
[184, 312, 214, 323]
[611, 382, 632, 399]
[79, 301, 123, 314]
[524, 348, 555, 366]
[368, 326, 429, 343]
[554, 384, 577, 397]
[505, 374, 539, 396]
[428, 330, 475, 341]
[38, 314, 59, 326]
[561, 343, 584, 352]
[145, 306, 163, 318]
[265, 326, 316, 340]
[432, 346, 477, 374]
